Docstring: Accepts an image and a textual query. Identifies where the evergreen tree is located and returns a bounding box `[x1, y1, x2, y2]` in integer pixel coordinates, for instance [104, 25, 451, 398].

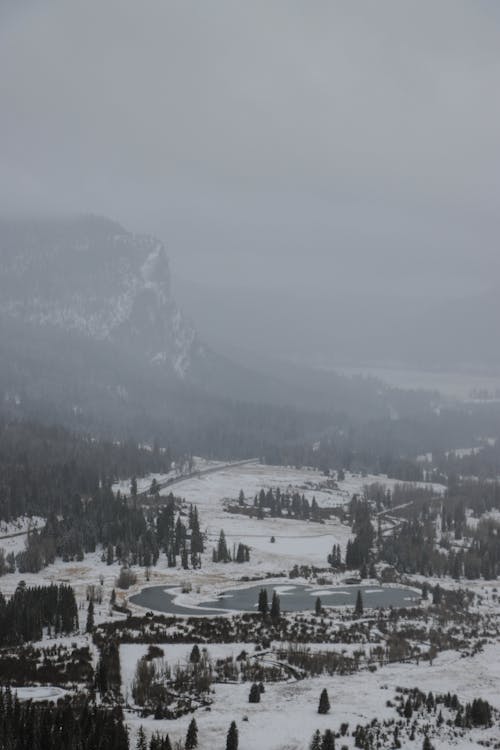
[470, 698, 492, 726]
[226, 721, 238, 750]
[249, 683, 261, 703]
[310, 730, 322, 750]
[106, 543, 114, 565]
[185, 718, 198, 749]
[354, 589, 364, 618]
[315, 597, 322, 615]
[404, 698, 413, 720]
[217, 530, 230, 562]
[95, 656, 108, 696]
[321, 729, 335, 750]
[270, 591, 281, 620]
[136, 727, 147, 750]
[131, 476, 138, 499]
[258, 588, 268, 616]
[190, 506, 204, 554]
[432, 584, 442, 605]
[236, 543, 249, 563]
[318, 689, 330, 714]
[190, 644, 201, 663]
[86, 599, 94, 633]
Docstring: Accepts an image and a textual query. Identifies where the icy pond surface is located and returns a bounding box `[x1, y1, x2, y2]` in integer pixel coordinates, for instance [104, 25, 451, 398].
[130, 583, 421, 616]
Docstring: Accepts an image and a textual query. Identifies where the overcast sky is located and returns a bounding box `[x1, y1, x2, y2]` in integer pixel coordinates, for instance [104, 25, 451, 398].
[1, 0, 499, 310]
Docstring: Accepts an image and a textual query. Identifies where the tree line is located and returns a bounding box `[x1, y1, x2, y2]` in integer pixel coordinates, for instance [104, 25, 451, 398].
[0, 582, 78, 646]
[0, 689, 129, 750]
[0, 417, 175, 523]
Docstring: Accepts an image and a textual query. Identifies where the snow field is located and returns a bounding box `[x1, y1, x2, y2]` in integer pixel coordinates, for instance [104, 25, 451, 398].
[123, 643, 500, 750]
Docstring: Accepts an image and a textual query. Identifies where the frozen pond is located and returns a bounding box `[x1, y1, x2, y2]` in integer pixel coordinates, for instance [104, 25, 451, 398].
[130, 583, 421, 616]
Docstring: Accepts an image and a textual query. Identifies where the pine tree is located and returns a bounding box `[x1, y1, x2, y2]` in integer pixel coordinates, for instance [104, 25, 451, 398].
[270, 591, 281, 620]
[354, 589, 364, 618]
[217, 530, 230, 562]
[131, 476, 138, 498]
[190, 506, 204, 554]
[404, 697, 413, 719]
[249, 683, 261, 703]
[321, 729, 335, 750]
[318, 689, 330, 714]
[236, 543, 249, 563]
[432, 584, 442, 605]
[226, 721, 238, 750]
[309, 730, 322, 750]
[95, 654, 110, 696]
[190, 644, 201, 663]
[258, 588, 268, 616]
[185, 718, 198, 750]
[315, 597, 322, 615]
[86, 600, 94, 633]
[136, 726, 147, 750]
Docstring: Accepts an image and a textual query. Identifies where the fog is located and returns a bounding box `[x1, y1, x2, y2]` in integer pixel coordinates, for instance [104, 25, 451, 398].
[1, 1, 499, 368]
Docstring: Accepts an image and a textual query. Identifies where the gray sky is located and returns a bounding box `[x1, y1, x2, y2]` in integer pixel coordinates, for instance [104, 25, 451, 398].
[1, 1, 500, 363]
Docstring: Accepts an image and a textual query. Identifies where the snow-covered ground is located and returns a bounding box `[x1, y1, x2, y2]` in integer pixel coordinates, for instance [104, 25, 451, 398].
[0, 515, 45, 555]
[111, 457, 242, 496]
[14, 686, 68, 702]
[0, 462, 446, 618]
[124, 643, 500, 750]
[159, 463, 445, 511]
[1, 460, 498, 749]
[116, 464, 497, 748]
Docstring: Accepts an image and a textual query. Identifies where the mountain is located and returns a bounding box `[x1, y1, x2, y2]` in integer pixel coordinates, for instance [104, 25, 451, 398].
[0, 215, 204, 379]
[0, 214, 437, 457]
[0, 216, 323, 453]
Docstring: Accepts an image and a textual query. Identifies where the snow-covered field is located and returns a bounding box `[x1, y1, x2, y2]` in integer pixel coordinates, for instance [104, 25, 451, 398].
[146, 462, 445, 580]
[163, 462, 445, 512]
[0, 462, 446, 615]
[123, 643, 500, 750]
[111, 456, 245, 496]
[0, 515, 45, 554]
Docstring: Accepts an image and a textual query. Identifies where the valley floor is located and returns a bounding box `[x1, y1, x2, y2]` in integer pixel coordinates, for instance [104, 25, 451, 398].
[1, 460, 498, 749]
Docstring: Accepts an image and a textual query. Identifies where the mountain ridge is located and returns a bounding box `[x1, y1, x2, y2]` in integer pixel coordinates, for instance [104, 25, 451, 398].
[0, 215, 204, 379]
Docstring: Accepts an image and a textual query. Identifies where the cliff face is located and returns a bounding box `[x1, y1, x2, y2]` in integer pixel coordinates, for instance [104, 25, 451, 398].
[0, 215, 204, 378]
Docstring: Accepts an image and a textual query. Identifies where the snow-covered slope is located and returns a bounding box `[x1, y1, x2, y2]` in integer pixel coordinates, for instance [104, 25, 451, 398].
[0, 215, 204, 378]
